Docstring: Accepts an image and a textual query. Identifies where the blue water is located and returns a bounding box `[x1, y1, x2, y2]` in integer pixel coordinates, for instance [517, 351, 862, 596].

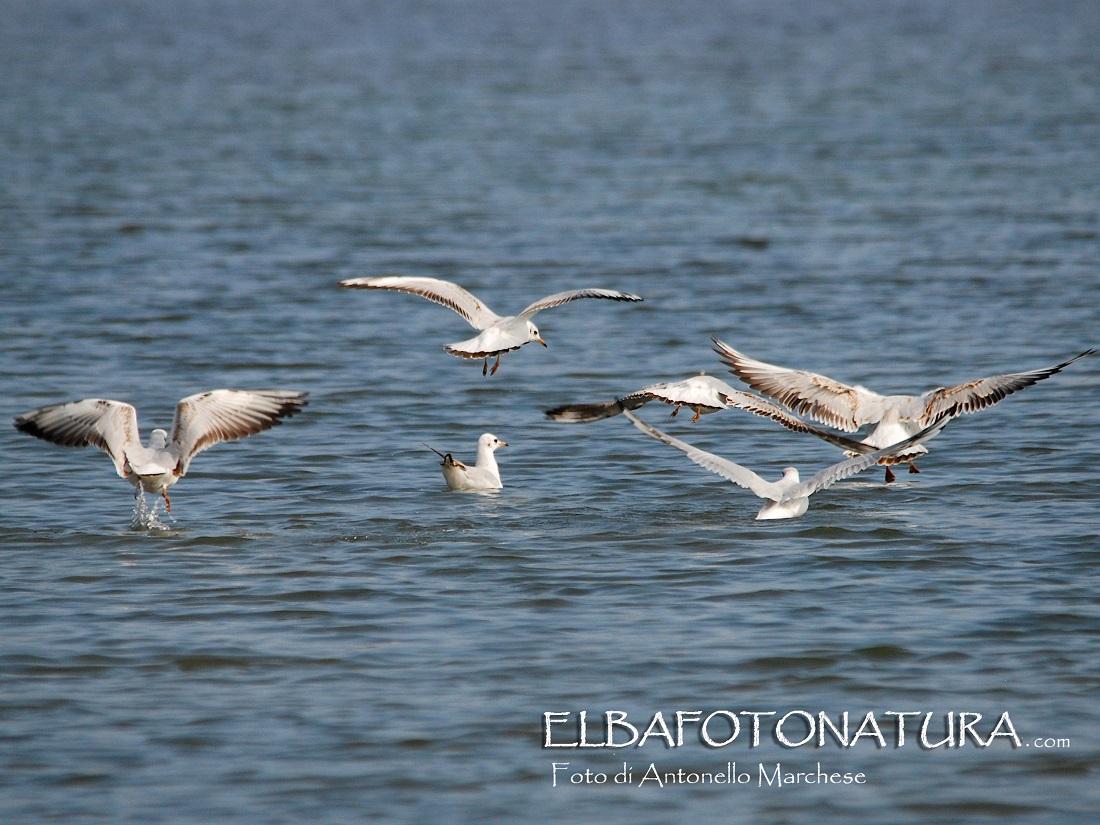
[2, 1, 1098, 822]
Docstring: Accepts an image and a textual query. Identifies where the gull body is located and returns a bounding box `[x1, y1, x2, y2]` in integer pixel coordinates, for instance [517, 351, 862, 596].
[714, 340, 1093, 481]
[624, 407, 954, 520]
[13, 389, 308, 512]
[339, 276, 642, 374]
[426, 433, 507, 491]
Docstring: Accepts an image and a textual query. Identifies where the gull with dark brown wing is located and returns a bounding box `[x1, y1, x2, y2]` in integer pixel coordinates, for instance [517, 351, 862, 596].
[14, 389, 308, 514]
[546, 372, 874, 453]
[340, 276, 641, 375]
[713, 340, 1093, 482]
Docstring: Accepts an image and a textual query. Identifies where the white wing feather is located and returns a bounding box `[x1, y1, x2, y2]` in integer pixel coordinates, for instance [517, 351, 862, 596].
[13, 399, 141, 478]
[713, 338, 889, 431]
[339, 276, 502, 330]
[170, 390, 308, 476]
[517, 289, 642, 320]
[623, 409, 782, 500]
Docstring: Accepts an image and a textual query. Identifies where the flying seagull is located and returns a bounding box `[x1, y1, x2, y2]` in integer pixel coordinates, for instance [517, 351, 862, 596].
[714, 340, 1094, 481]
[13, 389, 308, 512]
[546, 372, 874, 450]
[424, 433, 507, 491]
[623, 407, 955, 520]
[339, 275, 642, 375]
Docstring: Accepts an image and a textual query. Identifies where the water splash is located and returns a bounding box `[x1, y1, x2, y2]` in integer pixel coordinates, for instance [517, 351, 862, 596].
[130, 491, 174, 532]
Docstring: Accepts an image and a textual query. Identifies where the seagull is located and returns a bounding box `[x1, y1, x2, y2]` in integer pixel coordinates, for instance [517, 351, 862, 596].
[623, 407, 955, 520]
[424, 433, 507, 491]
[13, 389, 308, 512]
[714, 340, 1094, 482]
[339, 276, 642, 375]
[546, 373, 867, 445]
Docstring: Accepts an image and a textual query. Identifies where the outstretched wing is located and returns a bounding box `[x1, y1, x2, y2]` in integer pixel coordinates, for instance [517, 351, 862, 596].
[916, 350, 1094, 425]
[795, 407, 956, 499]
[546, 373, 873, 455]
[340, 276, 502, 330]
[517, 288, 642, 320]
[546, 374, 730, 423]
[721, 389, 876, 454]
[713, 338, 887, 431]
[13, 398, 140, 478]
[623, 410, 780, 500]
[170, 390, 308, 476]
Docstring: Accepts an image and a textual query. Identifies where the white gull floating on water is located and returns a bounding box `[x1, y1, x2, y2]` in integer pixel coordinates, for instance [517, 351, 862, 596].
[713, 340, 1094, 482]
[623, 407, 955, 520]
[339, 276, 642, 375]
[424, 434, 507, 491]
[13, 389, 308, 512]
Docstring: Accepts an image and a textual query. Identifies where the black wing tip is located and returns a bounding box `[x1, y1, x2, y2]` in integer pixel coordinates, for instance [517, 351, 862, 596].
[544, 404, 598, 422]
[12, 417, 87, 447]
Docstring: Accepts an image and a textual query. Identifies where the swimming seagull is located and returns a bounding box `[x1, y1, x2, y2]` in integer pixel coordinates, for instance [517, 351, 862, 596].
[546, 373, 872, 454]
[424, 433, 507, 491]
[13, 389, 308, 512]
[714, 340, 1094, 482]
[339, 276, 642, 375]
[623, 407, 955, 520]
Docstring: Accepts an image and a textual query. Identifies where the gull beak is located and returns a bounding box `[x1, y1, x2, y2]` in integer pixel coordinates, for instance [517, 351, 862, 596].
[499, 441, 509, 447]
[536, 336, 547, 347]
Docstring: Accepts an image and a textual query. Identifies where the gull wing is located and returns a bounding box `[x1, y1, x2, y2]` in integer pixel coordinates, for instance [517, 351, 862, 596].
[794, 407, 956, 499]
[720, 389, 876, 454]
[517, 288, 642, 320]
[13, 398, 140, 478]
[545, 374, 731, 423]
[915, 350, 1095, 425]
[339, 276, 502, 330]
[713, 338, 887, 431]
[170, 389, 308, 476]
[623, 410, 782, 500]
[547, 373, 873, 455]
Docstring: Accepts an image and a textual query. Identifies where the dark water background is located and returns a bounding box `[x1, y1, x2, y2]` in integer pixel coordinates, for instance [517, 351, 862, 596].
[2, 1, 1098, 822]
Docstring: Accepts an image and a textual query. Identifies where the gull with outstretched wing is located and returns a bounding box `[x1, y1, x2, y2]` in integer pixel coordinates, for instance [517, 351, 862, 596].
[624, 407, 955, 520]
[14, 389, 308, 513]
[714, 339, 1093, 481]
[339, 276, 641, 375]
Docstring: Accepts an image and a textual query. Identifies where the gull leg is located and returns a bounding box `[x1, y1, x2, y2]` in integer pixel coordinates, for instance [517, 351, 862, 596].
[490, 354, 501, 375]
[162, 489, 172, 512]
[670, 405, 680, 418]
[692, 406, 702, 423]
[908, 461, 920, 474]
[884, 466, 896, 484]
[483, 358, 489, 376]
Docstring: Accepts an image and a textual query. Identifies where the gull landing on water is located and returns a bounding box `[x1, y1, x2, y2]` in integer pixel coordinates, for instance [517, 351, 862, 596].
[13, 389, 308, 514]
[339, 276, 642, 375]
[624, 407, 955, 520]
[714, 340, 1094, 482]
[424, 434, 507, 491]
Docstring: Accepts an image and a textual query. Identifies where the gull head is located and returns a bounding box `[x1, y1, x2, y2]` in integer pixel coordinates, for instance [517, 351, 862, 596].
[781, 467, 800, 484]
[149, 429, 170, 449]
[526, 320, 547, 347]
[479, 433, 507, 452]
